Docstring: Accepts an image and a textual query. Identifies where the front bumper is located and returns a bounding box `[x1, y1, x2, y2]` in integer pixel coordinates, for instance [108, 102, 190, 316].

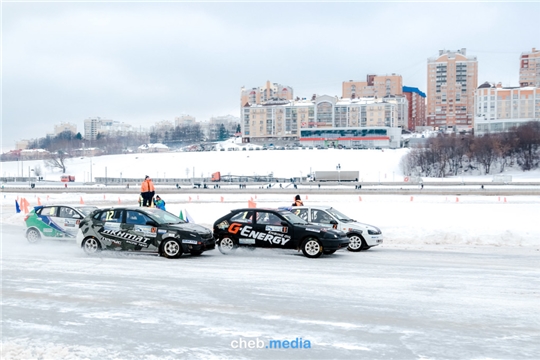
[365, 235, 383, 247]
[321, 237, 350, 251]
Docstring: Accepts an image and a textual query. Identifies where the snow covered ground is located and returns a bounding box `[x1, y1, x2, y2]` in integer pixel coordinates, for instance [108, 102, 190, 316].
[2, 148, 540, 359]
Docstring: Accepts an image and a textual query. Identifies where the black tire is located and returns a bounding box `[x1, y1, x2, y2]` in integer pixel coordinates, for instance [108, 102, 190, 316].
[26, 228, 41, 244]
[218, 236, 237, 255]
[301, 238, 323, 258]
[82, 237, 101, 255]
[347, 234, 366, 252]
[323, 249, 336, 255]
[161, 239, 182, 259]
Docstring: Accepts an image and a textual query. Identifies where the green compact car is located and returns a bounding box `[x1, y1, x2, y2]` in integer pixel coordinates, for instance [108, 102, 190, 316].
[24, 205, 98, 243]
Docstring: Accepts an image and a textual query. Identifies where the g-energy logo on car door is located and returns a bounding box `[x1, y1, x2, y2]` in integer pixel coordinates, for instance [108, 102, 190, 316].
[228, 223, 290, 246]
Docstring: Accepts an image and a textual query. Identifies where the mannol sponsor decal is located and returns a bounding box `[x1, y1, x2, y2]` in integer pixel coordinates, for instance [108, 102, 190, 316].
[100, 229, 150, 247]
[265, 225, 288, 233]
[182, 240, 198, 244]
[228, 223, 290, 246]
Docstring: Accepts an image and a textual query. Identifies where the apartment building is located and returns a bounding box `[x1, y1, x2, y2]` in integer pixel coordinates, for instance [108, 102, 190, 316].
[84, 117, 134, 140]
[342, 74, 403, 99]
[241, 95, 405, 148]
[403, 86, 427, 131]
[175, 115, 196, 127]
[54, 122, 77, 135]
[474, 82, 540, 136]
[427, 48, 478, 131]
[240, 81, 293, 106]
[519, 48, 540, 87]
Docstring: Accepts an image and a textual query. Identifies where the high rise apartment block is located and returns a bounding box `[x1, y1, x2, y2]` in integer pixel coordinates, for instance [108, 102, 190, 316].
[519, 48, 540, 87]
[240, 81, 293, 106]
[427, 48, 478, 131]
[474, 82, 540, 136]
[342, 74, 403, 99]
[403, 86, 426, 131]
[54, 122, 77, 135]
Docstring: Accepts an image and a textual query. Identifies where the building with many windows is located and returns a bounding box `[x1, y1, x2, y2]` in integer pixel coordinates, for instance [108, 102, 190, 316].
[84, 117, 134, 140]
[241, 95, 406, 148]
[403, 86, 426, 131]
[519, 48, 540, 87]
[240, 81, 294, 106]
[427, 48, 478, 132]
[474, 82, 540, 136]
[54, 122, 77, 136]
[342, 74, 403, 99]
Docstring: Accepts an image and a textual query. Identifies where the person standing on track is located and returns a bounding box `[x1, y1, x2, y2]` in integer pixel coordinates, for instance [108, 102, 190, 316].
[292, 194, 304, 206]
[140, 175, 155, 207]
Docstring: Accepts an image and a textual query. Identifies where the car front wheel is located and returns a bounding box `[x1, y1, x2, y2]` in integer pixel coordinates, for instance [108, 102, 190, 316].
[301, 238, 323, 258]
[26, 228, 41, 244]
[347, 234, 366, 252]
[162, 239, 182, 259]
[83, 237, 101, 255]
[218, 237, 237, 255]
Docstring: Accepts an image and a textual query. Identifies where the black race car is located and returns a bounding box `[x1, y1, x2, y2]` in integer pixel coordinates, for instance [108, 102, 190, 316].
[77, 207, 215, 258]
[213, 208, 350, 258]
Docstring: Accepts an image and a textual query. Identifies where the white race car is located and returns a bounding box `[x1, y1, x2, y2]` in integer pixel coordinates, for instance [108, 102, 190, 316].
[284, 206, 383, 251]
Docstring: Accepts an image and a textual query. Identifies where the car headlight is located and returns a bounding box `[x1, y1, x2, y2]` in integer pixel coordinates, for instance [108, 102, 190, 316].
[367, 228, 381, 235]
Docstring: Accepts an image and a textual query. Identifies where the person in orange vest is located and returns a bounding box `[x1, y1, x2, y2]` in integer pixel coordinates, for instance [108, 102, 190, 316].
[292, 194, 304, 207]
[140, 175, 155, 207]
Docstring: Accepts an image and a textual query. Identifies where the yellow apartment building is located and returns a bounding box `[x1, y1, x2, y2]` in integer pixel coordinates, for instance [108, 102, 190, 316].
[427, 48, 478, 132]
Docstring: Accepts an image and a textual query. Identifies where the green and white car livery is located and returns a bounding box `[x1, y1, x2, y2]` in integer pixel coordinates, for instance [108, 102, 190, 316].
[24, 205, 98, 243]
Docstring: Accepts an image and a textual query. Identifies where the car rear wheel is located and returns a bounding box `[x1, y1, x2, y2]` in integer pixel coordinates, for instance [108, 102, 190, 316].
[347, 234, 366, 252]
[218, 236, 237, 255]
[301, 238, 323, 258]
[26, 228, 41, 244]
[83, 237, 101, 254]
[162, 239, 182, 259]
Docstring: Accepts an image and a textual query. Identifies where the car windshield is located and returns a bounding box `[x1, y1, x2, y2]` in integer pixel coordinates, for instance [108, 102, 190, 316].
[326, 208, 354, 222]
[75, 206, 98, 216]
[143, 208, 185, 225]
[279, 211, 309, 225]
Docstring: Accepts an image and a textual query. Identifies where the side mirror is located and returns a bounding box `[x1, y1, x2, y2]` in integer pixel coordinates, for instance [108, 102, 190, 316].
[281, 221, 289, 227]
[330, 220, 338, 225]
[146, 220, 158, 227]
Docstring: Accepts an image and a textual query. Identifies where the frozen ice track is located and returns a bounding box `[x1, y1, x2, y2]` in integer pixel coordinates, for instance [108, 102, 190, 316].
[2, 224, 540, 360]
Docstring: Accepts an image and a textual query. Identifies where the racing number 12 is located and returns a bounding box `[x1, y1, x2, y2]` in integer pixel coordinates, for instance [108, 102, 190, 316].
[105, 211, 115, 221]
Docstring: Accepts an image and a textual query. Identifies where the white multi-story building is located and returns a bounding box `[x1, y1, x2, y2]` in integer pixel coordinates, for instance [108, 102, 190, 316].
[175, 115, 197, 127]
[84, 117, 134, 140]
[241, 95, 406, 148]
[474, 82, 540, 135]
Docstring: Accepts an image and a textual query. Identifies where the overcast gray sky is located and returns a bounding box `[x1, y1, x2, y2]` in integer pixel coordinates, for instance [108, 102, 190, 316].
[2, 1, 539, 151]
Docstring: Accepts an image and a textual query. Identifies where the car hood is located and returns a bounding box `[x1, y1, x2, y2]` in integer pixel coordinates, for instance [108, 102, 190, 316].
[168, 223, 212, 235]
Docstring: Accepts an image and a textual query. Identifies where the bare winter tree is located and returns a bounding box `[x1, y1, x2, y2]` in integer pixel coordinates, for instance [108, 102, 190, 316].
[514, 121, 540, 171]
[44, 150, 69, 173]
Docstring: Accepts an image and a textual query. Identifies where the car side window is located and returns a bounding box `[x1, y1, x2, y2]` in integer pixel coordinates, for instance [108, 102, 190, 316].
[42, 206, 58, 217]
[59, 207, 81, 219]
[230, 210, 254, 223]
[311, 210, 332, 224]
[256, 212, 281, 225]
[98, 210, 123, 223]
[294, 209, 309, 221]
[125, 210, 151, 225]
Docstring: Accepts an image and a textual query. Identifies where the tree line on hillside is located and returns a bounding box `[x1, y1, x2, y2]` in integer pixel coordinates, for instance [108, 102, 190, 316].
[401, 121, 540, 178]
